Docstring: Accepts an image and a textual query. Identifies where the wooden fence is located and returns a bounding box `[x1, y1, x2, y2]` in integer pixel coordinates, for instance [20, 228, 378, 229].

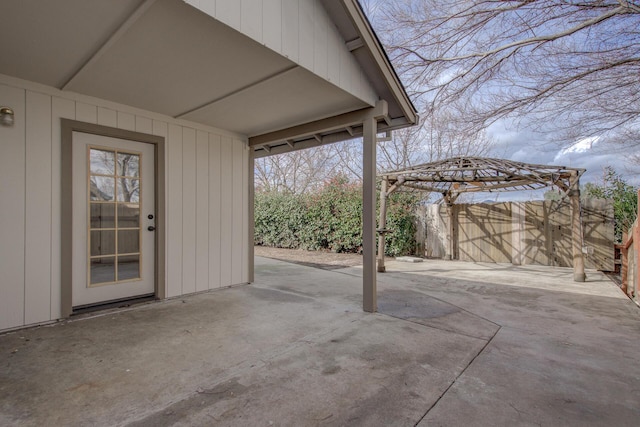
[621, 190, 640, 304]
[417, 199, 614, 271]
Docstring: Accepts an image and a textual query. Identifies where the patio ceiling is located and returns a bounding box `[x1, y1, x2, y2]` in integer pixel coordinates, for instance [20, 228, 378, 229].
[0, 0, 374, 138]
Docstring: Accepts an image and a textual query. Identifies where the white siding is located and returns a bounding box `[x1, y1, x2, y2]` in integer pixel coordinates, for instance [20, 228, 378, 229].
[313, 0, 328, 80]
[167, 124, 184, 298]
[50, 97, 75, 321]
[97, 107, 117, 127]
[185, 0, 378, 105]
[208, 134, 222, 289]
[298, 0, 315, 71]
[242, 0, 263, 42]
[219, 136, 233, 288]
[216, 0, 241, 29]
[195, 131, 210, 292]
[135, 116, 153, 134]
[0, 76, 250, 331]
[231, 140, 243, 285]
[0, 84, 26, 330]
[182, 127, 197, 295]
[281, 0, 299, 62]
[263, 0, 282, 52]
[117, 111, 136, 131]
[24, 91, 52, 325]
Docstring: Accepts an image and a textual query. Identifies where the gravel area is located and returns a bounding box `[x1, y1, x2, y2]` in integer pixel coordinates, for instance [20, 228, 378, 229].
[254, 246, 378, 270]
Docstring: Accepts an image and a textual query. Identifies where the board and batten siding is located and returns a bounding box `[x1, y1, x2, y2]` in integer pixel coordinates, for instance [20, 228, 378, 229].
[185, 0, 378, 106]
[0, 76, 250, 331]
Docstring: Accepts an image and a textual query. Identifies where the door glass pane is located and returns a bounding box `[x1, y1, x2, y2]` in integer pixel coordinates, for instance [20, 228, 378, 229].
[117, 178, 139, 202]
[87, 147, 146, 287]
[118, 230, 139, 254]
[90, 176, 115, 201]
[117, 204, 140, 228]
[90, 149, 115, 175]
[118, 255, 140, 280]
[90, 203, 115, 228]
[90, 230, 115, 256]
[90, 257, 115, 284]
[117, 153, 139, 177]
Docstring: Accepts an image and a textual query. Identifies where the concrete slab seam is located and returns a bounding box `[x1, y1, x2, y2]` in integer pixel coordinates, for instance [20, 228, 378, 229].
[413, 325, 502, 427]
[380, 313, 495, 342]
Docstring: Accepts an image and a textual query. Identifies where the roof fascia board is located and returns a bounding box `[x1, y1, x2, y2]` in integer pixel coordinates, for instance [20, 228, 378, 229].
[252, 116, 412, 158]
[249, 100, 388, 147]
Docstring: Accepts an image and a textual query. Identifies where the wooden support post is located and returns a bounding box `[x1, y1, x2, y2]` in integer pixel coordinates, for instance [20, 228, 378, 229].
[377, 177, 389, 272]
[570, 172, 586, 282]
[248, 148, 255, 283]
[362, 115, 377, 312]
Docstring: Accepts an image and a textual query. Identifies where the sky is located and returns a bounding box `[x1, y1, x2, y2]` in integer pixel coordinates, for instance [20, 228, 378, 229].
[486, 119, 639, 189]
[474, 118, 640, 202]
[358, 0, 639, 201]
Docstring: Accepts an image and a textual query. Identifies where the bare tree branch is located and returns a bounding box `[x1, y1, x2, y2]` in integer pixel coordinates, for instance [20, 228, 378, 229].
[374, 0, 640, 147]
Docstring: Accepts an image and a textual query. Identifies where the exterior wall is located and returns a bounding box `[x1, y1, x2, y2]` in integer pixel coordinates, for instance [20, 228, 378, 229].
[185, 0, 378, 106]
[420, 200, 614, 271]
[0, 75, 250, 331]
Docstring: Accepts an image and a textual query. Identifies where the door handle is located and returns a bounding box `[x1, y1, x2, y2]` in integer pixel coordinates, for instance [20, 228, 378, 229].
[147, 226, 156, 231]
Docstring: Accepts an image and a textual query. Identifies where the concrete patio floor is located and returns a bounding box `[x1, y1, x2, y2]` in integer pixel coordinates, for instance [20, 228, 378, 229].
[1, 257, 639, 426]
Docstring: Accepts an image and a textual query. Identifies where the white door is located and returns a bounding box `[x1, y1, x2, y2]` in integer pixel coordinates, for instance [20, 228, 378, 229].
[72, 132, 155, 307]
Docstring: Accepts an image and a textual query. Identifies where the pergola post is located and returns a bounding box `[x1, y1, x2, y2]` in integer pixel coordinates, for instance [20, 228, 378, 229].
[377, 177, 389, 272]
[570, 172, 586, 282]
[362, 114, 377, 312]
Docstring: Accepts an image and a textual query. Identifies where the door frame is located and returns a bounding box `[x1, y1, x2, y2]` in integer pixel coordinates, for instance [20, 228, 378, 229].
[61, 119, 166, 317]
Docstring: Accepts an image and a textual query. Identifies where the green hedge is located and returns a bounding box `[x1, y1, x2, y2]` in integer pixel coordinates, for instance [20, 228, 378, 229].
[254, 177, 418, 257]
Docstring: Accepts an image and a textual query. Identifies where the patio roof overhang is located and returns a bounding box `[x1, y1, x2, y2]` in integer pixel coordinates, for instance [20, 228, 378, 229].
[1, 0, 416, 314]
[0, 0, 417, 152]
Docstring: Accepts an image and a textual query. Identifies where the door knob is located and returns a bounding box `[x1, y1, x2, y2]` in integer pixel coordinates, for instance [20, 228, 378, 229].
[147, 226, 156, 231]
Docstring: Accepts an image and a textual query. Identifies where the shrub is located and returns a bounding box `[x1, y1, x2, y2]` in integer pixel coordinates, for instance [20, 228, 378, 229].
[254, 177, 418, 256]
[384, 191, 418, 257]
[582, 167, 638, 243]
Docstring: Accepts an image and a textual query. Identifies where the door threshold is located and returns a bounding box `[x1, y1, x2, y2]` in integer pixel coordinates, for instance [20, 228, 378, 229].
[72, 294, 156, 315]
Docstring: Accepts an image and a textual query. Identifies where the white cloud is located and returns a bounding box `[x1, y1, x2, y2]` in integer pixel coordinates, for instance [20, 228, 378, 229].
[484, 118, 638, 193]
[554, 136, 600, 161]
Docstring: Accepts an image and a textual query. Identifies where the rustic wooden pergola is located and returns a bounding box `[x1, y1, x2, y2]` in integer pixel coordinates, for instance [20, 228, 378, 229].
[377, 157, 587, 282]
